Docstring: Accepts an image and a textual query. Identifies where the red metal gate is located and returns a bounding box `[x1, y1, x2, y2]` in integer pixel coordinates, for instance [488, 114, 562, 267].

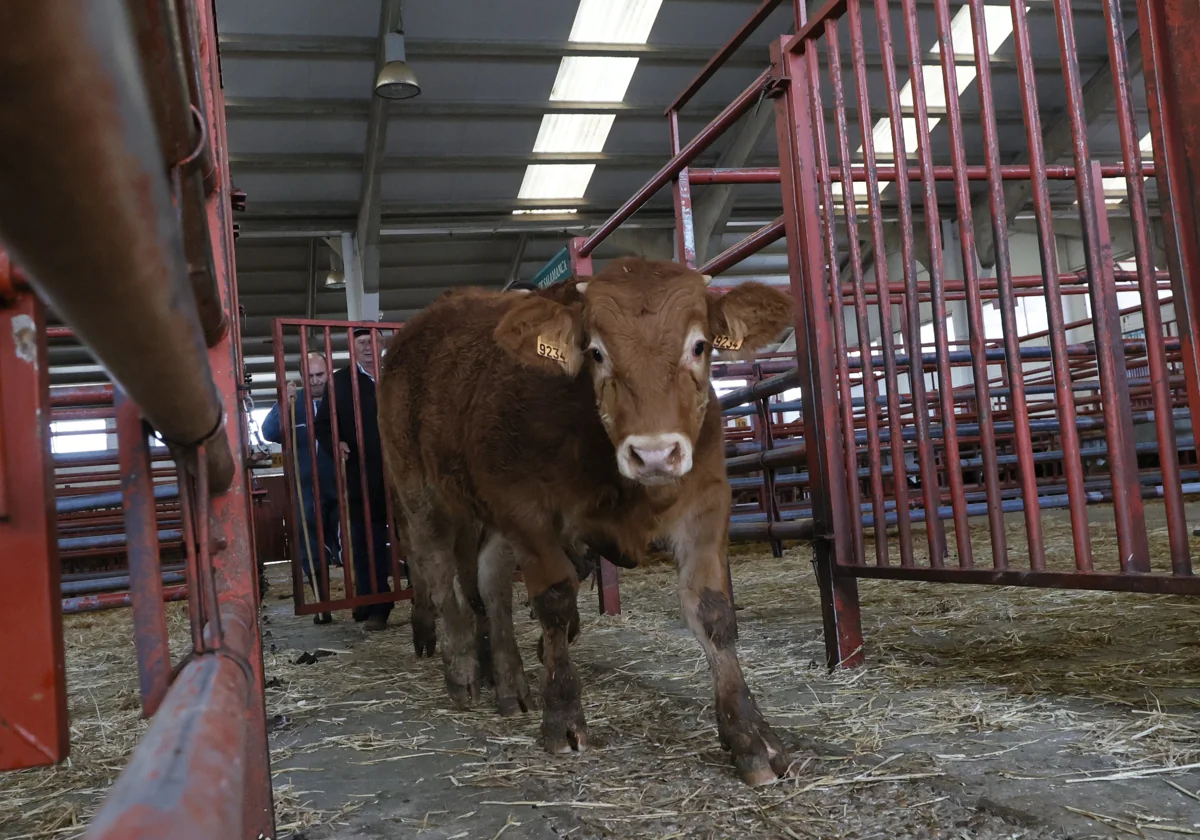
[0, 1, 274, 836]
[270, 318, 413, 617]
[570, 0, 1200, 665]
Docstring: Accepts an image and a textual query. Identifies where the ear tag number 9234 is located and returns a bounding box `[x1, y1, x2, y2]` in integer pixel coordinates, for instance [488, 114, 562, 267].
[537, 336, 568, 363]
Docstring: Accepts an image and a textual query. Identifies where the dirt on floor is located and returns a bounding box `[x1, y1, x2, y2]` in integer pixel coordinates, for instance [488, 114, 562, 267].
[2, 507, 1199, 840]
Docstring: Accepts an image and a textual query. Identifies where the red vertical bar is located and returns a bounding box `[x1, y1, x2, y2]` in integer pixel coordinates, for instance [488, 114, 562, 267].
[195, 0, 274, 825]
[116, 388, 172, 717]
[569, 234, 618, 611]
[347, 326, 379, 595]
[846, 0, 914, 566]
[775, 35, 863, 667]
[897, 0, 970, 567]
[324, 327, 356, 600]
[0, 290, 68, 770]
[298, 328, 331, 604]
[175, 458, 205, 653]
[933, 0, 1006, 568]
[370, 326, 405, 592]
[1051, 0, 1149, 572]
[669, 110, 698, 268]
[1126, 0, 1193, 575]
[1009, 0, 1091, 570]
[272, 318, 307, 611]
[872, 0, 946, 565]
[1085, 162, 1151, 571]
[596, 558, 621, 616]
[194, 444, 224, 648]
[826, 20, 888, 564]
[807, 30, 865, 567]
[968, 0, 1043, 568]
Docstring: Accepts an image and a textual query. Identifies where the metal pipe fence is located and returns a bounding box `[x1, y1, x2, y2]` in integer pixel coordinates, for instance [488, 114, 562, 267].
[0, 2, 274, 835]
[268, 318, 414, 619]
[567, 0, 1200, 666]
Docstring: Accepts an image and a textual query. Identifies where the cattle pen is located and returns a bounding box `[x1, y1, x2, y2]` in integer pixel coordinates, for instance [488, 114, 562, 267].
[2, 0, 1200, 839]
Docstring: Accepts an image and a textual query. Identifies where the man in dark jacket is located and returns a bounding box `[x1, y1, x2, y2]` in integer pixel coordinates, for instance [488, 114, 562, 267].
[315, 328, 395, 630]
[263, 352, 338, 624]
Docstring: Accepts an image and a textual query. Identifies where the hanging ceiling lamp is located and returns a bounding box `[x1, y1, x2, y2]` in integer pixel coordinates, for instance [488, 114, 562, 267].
[374, 3, 420, 101]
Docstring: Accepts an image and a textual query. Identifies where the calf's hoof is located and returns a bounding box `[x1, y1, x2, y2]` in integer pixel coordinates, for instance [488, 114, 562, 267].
[495, 677, 535, 717]
[727, 726, 792, 786]
[541, 705, 588, 754]
[445, 675, 480, 710]
[412, 621, 437, 659]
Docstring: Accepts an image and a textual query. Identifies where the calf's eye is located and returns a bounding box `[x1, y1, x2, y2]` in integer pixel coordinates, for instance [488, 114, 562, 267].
[692, 340, 706, 358]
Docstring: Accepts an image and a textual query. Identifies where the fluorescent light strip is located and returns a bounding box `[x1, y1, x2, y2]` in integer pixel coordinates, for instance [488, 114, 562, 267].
[569, 0, 663, 44]
[533, 113, 615, 153]
[512, 208, 579, 215]
[550, 56, 639, 103]
[518, 164, 596, 200]
[514, 0, 664, 210]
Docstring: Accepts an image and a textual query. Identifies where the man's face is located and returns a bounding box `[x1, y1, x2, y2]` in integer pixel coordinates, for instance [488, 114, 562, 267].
[307, 357, 328, 398]
[355, 334, 374, 373]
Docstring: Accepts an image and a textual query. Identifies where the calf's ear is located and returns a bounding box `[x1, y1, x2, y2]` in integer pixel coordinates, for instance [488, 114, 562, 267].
[706, 282, 794, 361]
[494, 294, 583, 376]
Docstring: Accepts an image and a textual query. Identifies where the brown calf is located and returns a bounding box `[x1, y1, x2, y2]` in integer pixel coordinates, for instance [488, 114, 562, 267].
[378, 258, 794, 785]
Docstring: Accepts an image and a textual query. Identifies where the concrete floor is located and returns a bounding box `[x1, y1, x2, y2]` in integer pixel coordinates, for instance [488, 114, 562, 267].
[260, 517, 1200, 840]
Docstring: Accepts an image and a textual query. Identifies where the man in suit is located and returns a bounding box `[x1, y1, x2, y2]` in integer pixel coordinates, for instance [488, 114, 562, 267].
[315, 328, 396, 631]
[262, 352, 338, 624]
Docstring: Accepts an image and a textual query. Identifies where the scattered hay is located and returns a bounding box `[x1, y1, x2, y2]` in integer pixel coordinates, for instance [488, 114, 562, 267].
[0, 604, 193, 840]
[3, 504, 1198, 839]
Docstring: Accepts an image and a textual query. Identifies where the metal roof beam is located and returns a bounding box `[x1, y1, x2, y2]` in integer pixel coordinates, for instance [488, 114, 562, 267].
[692, 103, 776, 265]
[217, 35, 766, 64]
[218, 36, 1109, 76]
[353, 0, 401, 321]
[229, 151, 749, 170]
[223, 98, 727, 120]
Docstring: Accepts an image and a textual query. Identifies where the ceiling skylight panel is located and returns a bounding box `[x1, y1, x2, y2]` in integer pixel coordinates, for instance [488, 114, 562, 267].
[533, 114, 615, 153]
[931, 4, 1016, 60]
[857, 4, 1014, 161]
[870, 116, 923, 159]
[518, 164, 596, 200]
[569, 0, 663, 44]
[549, 56, 640, 102]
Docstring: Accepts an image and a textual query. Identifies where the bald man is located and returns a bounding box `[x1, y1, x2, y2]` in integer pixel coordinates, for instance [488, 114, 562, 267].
[263, 352, 340, 623]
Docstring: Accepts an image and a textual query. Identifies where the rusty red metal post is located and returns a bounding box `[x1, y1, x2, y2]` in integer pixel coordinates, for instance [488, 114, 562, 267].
[1139, 0, 1200, 577]
[668, 110, 697, 268]
[116, 388, 173, 718]
[566, 238, 622, 614]
[774, 35, 862, 668]
[0, 285, 68, 771]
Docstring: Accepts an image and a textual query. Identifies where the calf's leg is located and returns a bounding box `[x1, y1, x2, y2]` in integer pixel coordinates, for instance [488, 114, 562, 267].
[671, 509, 790, 786]
[407, 514, 480, 708]
[478, 533, 533, 716]
[407, 556, 437, 658]
[452, 523, 493, 687]
[519, 539, 586, 753]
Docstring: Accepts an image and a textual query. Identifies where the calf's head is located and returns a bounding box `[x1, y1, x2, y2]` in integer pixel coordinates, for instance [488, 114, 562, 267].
[495, 258, 792, 485]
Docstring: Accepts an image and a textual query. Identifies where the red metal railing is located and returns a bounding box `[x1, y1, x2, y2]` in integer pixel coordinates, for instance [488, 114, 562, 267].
[0, 2, 274, 836]
[568, 0, 1200, 665]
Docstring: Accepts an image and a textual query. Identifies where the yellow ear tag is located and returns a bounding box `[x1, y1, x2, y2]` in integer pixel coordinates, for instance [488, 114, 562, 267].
[536, 335, 569, 363]
[712, 334, 744, 351]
